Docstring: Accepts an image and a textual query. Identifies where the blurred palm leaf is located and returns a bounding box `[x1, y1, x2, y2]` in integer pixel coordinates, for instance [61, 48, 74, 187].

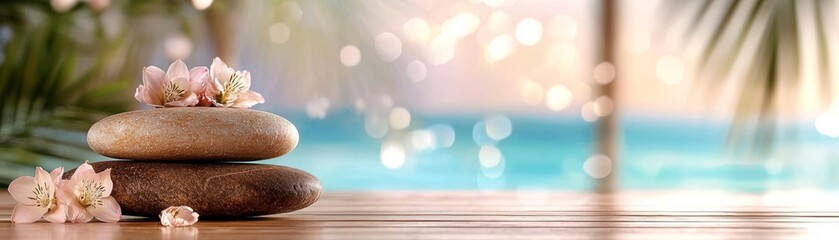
[663, 0, 834, 159]
[0, 0, 196, 185]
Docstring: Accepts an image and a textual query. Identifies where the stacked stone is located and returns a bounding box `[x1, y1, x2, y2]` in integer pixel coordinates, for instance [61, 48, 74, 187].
[78, 107, 321, 218]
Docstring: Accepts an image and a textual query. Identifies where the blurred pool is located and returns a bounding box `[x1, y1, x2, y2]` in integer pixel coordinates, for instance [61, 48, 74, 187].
[266, 109, 839, 192]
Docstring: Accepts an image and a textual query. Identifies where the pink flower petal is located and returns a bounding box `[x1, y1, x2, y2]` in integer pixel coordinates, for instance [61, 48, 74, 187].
[42, 203, 67, 223]
[135, 86, 163, 107]
[65, 199, 93, 223]
[97, 168, 113, 197]
[8, 176, 37, 205]
[89, 197, 121, 223]
[142, 66, 166, 104]
[231, 91, 265, 108]
[164, 92, 199, 107]
[69, 162, 98, 188]
[49, 167, 64, 184]
[238, 70, 252, 91]
[166, 59, 190, 85]
[11, 204, 48, 223]
[210, 57, 232, 87]
[34, 167, 55, 192]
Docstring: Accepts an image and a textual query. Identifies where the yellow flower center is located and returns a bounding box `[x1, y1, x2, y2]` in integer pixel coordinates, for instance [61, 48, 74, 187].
[164, 81, 186, 103]
[216, 73, 245, 104]
[29, 182, 53, 209]
[76, 179, 105, 207]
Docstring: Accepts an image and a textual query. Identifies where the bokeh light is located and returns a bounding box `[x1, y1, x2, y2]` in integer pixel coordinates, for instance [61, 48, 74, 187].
[515, 18, 543, 46]
[305, 97, 330, 119]
[364, 113, 389, 139]
[406, 60, 427, 82]
[268, 22, 291, 44]
[403, 18, 430, 45]
[340, 45, 361, 67]
[583, 154, 612, 179]
[192, 0, 213, 10]
[164, 34, 192, 60]
[427, 33, 457, 65]
[593, 96, 614, 117]
[380, 141, 406, 169]
[520, 78, 545, 105]
[547, 14, 577, 41]
[580, 101, 598, 122]
[443, 13, 481, 39]
[428, 124, 456, 148]
[593, 62, 616, 85]
[485, 34, 516, 63]
[815, 110, 839, 138]
[479, 145, 502, 168]
[389, 107, 411, 130]
[485, 115, 512, 141]
[545, 84, 573, 111]
[410, 129, 436, 150]
[375, 32, 402, 62]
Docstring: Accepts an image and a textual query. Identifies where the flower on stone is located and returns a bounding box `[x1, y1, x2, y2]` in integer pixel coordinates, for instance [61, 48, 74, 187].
[207, 57, 265, 108]
[60, 161, 121, 223]
[134, 59, 203, 108]
[160, 206, 199, 227]
[8, 167, 67, 223]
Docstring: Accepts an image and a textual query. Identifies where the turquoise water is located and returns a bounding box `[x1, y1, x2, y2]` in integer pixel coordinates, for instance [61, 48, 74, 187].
[266, 109, 839, 191]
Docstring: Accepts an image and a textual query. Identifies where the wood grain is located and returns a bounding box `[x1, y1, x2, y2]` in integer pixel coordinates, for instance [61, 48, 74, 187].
[2, 190, 839, 239]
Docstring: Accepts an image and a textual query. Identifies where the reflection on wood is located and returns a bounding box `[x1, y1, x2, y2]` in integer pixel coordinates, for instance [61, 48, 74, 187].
[2, 191, 839, 239]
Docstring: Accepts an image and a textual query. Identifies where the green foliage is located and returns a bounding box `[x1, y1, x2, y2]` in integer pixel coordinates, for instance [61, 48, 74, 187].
[0, 0, 195, 185]
[664, 0, 834, 159]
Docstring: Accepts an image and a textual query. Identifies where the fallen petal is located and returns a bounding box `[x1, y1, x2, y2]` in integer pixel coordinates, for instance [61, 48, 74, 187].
[160, 206, 199, 227]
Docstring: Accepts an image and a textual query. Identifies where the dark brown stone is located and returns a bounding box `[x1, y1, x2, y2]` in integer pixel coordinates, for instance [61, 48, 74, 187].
[87, 107, 299, 161]
[64, 161, 321, 218]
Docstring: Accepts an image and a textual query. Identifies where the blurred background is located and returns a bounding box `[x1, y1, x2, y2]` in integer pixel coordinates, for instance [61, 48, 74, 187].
[1, 0, 838, 192]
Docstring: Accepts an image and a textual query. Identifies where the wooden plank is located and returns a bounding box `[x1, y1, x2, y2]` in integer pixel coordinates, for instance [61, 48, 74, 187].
[1, 191, 838, 239]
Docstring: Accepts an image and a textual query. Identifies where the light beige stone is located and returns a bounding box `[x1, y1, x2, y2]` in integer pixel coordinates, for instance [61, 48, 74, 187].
[88, 107, 299, 161]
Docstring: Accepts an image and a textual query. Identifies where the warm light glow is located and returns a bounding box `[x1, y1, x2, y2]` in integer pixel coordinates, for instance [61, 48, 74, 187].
[268, 22, 290, 44]
[427, 33, 456, 65]
[520, 79, 544, 105]
[443, 13, 481, 39]
[515, 18, 543, 46]
[164, 34, 192, 60]
[815, 110, 839, 138]
[389, 107, 411, 130]
[191, 0, 213, 10]
[547, 14, 577, 41]
[593, 62, 616, 85]
[583, 154, 612, 179]
[570, 82, 591, 101]
[479, 145, 502, 168]
[488, 11, 512, 33]
[593, 96, 614, 117]
[545, 84, 572, 111]
[406, 60, 427, 82]
[485, 115, 512, 141]
[375, 32, 403, 62]
[628, 32, 651, 54]
[581, 101, 598, 122]
[403, 18, 430, 44]
[656, 55, 685, 85]
[483, 0, 507, 8]
[381, 142, 406, 169]
[340, 45, 361, 67]
[484, 34, 516, 63]
[411, 130, 436, 150]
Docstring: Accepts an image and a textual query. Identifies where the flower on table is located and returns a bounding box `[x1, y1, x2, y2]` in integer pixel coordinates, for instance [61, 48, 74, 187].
[8, 167, 66, 223]
[60, 161, 121, 223]
[160, 206, 200, 227]
[207, 57, 265, 108]
[134, 59, 203, 108]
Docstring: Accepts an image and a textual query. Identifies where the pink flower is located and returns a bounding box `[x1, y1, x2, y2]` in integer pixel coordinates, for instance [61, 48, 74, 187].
[8, 167, 67, 223]
[189, 66, 214, 107]
[208, 57, 265, 108]
[134, 59, 202, 108]
[59, 161, 121, 223]
[160, 206, 200, 227]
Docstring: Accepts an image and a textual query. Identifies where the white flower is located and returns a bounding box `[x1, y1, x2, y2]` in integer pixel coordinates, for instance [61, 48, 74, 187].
[160, 206, 199, 227]
[8, 167, 66, 223]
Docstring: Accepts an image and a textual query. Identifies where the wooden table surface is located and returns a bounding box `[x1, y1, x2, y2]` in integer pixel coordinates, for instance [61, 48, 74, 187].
[3, 190, 839, 239]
